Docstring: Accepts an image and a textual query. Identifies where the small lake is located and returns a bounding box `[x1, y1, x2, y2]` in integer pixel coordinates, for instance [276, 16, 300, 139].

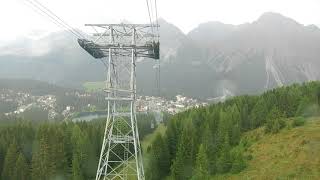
[72, 111, 152, 122]
[72, 111, 108, 122]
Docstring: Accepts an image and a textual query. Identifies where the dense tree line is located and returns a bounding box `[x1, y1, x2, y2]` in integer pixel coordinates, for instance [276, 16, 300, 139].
[0, 114, 156, 180]
[0, 79, 70, 96]
[146, 81, 320, 179]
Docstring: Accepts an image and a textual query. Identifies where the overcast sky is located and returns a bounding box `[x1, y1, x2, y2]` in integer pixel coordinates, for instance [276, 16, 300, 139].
[1, 0, 320, 41]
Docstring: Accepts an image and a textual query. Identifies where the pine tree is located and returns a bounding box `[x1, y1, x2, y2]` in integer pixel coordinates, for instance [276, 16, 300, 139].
[0, 139, 5, 179]
[230, 146, 246, 173]
[296, 96, 307, 117]
[201, 123, 217, 174]
[82, 132, 97, 179]
[146, 150, 160, 180]
[72, 153, 84, 180]
[49, 127, 68, 179]
[216, 134, 231, 173]
[317, 86, 320, 107]
[230, 105, 241, 146]
[166, 118, 178, 161]
[12, 153, 30, 180]
[249, 98, 268, 128]
[240, 103, 250, 130]
[31, 125, 52, 180]
[146, 133, 170, 180]
[265, 107, 286, 133]
[1, 141, 18, 180]
[171, 119, 196, 179]
[170, 146, 184, 180]
[192, 144, 210, 180]
[71, 125, 87, 180]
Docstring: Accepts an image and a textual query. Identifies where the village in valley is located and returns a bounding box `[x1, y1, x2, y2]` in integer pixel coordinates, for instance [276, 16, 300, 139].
[0, 88, 208, 120]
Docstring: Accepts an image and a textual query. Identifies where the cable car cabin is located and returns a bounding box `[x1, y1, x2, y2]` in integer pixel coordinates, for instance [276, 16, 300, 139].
[78, 39, 160, 59]
[153, 41, 160, 59]
[78, 39, 105, 59]
[146, 41, 160, 59]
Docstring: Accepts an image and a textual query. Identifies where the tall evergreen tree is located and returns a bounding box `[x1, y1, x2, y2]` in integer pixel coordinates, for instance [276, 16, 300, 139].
[170, 146, 184, 180]
[317, 86, 320, 107]
[71, 125, 87, 180]
[171, 119, 196, 179]
[0, 139, 5, 180]
[166, 117, 180, 162]
[146, 151, 160, 180]
[1, 141, 18, 180]
[230, 105, 241, 146]
[249, 98, 268, 128]
[201, 123, 217, 174]
[49, 127, 68, 179]
[240, 103, 250, 131]
[192, 144, 210, 180]
[12, 153, 30, 180]
[146, 133, 170, 180]
[72, 153, 84, 180]
[265, 107, 286, 133]
[31, 135, 51, 180]
[230, 146, 246, 173]
[216, 134, 231, 174]
[296, 96, 310, 117]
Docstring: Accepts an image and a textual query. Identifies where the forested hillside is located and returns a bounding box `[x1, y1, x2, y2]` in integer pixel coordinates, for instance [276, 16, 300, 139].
[146, 81, 320, 179]
[0, 79, 70, 96]
[0, 81, 320, 180]
[0, 114, 156, 180]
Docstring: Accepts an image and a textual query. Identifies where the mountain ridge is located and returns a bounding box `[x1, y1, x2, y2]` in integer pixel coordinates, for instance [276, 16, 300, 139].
[1, 12, 320, 99]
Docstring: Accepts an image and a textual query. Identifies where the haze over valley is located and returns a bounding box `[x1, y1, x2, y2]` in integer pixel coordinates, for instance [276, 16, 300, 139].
[1, 12, 320, 99]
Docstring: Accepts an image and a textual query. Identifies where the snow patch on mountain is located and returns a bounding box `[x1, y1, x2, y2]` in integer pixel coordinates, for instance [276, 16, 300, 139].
[298, 63, 319, 81]
[207, 87, 234, 102]
[265, 54, 284, 89]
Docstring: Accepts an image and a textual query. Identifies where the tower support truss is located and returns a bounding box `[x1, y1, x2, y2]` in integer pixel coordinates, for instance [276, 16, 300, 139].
[78, 24, 159, 180]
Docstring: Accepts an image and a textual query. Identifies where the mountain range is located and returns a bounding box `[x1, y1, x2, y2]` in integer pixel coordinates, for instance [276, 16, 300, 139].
[1, 12, 320, 99]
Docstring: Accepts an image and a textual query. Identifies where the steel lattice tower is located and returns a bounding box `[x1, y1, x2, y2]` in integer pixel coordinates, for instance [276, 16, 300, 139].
[78, 23, 159, 180]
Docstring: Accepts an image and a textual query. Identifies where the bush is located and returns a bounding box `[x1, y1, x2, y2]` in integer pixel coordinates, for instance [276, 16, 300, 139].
[230, 146, 247, 173]
[265, 107, 286, 134]
[265, 118, 286, 134]
[292, 117, 306, 127]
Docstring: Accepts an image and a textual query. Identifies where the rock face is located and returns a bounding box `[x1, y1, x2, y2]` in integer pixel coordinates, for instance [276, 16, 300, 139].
[154, 12, 320, 99]
[1, 12, 320, 99]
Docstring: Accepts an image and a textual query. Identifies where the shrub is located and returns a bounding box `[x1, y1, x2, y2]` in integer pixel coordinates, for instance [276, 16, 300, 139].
[292, 117, 306, 127]
[230, 145, 247, 174]
[265, 108, 286, 134]
[266, 118, 286, 134]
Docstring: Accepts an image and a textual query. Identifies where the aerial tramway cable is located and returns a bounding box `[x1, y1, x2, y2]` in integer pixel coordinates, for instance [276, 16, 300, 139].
[155, 0, 160, 97]
[23, 0, 110, 68]
[23, 0, 159, 93]
[24, 0, 84, 39]
[22, 1, 74, 39]
[145, 0, 155, 38]
[154, 0, 160, 39]
[145, 0, 161, 96]
[31, 0, 86, 39]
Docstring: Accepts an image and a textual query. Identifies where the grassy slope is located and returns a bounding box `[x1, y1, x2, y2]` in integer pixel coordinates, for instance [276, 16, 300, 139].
[83, 81, 105, 92]
[215, 118, 320, 180]
[142, 123, 167, 170]
[142, 123, 167, 152]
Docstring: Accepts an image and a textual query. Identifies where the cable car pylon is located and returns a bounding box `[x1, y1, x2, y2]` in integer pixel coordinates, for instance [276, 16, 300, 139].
[78, 23, 159, 180]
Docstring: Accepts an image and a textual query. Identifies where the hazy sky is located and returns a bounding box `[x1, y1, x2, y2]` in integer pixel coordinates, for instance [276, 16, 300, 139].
[1, 0, 319, 41]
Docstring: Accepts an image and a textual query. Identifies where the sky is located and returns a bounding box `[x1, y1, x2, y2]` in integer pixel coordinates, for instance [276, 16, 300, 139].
[0, 0, 320, 42]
